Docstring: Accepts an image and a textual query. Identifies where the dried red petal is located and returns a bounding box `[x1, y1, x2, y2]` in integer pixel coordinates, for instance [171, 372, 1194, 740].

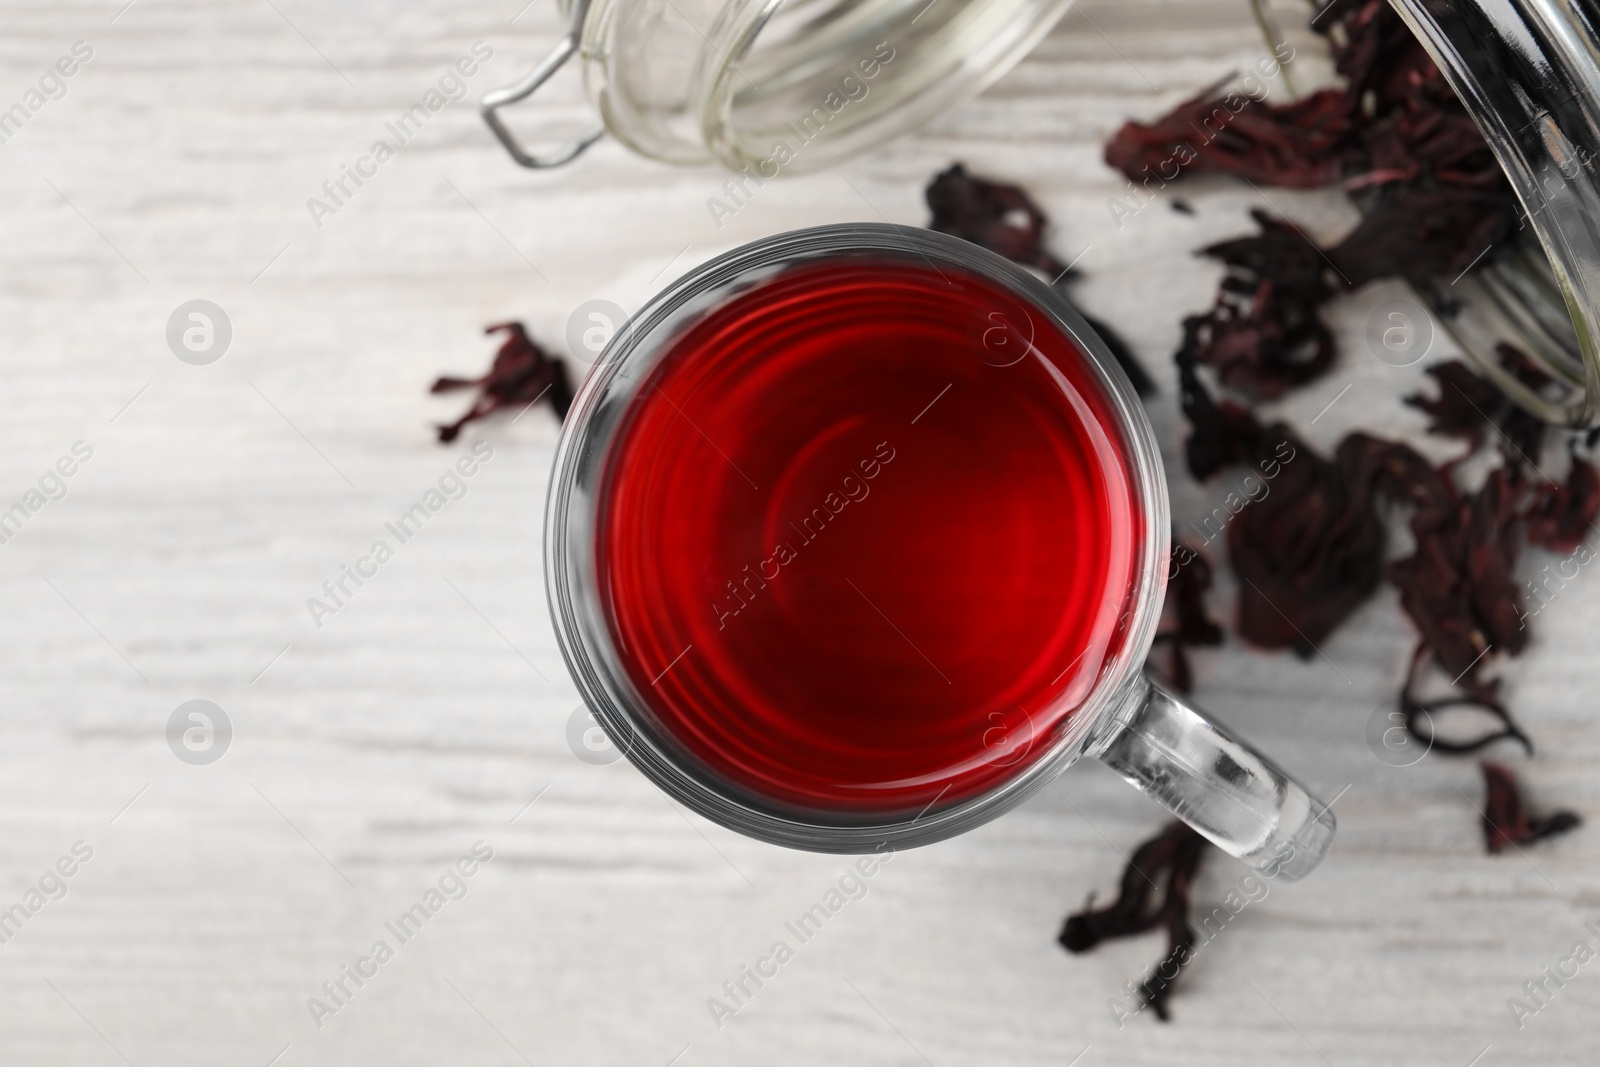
[1152, 541, 1225, 692]
[1208, 426, 1455, 656]
[1176, 358, 1394, 652]
[1227, 432, 1408, 653]
[1481, 762, 1581, 853]
[925, 164, 1065, 276]
[1404, 358, 1545, 471]
[1104, 87, 1350, 191]
[431, 322, 574, 443]
[1525, 452, 1600, 553]
[925, 165, 1155, 395]
[1405, 360, 1503, 447]
[1176, 348, 1266, 480]
[1389, 465, 1530, 687]
[1467, 468, 1534, 654]
[1185, 212, 1340, 399]
[1228, 435, 1373, 652]
[1204, 212, 1336, 303]
[1329, 185, 1517, 288]
[1107, 0, 1506, 203]
[1327, 0, 1435, 107]
[1400, 643, 1530, 755]
[1351, 104, 1507, 193]
[1489, 346, 1563, 465]
[1108, 0, 1518, 302]
[1060, 821, 1208, 1021]
[1498, 343, 1559, 392]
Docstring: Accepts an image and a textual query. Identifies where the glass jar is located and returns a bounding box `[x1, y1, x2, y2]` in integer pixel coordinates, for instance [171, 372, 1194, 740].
[482, 0, 1075, 174]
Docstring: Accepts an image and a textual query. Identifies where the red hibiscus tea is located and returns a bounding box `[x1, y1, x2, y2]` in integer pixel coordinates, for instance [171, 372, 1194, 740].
[598, 258, 1144, 814]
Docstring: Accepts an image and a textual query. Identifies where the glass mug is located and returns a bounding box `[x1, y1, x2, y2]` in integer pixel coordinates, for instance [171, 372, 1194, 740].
[546, 223, 1337, 879]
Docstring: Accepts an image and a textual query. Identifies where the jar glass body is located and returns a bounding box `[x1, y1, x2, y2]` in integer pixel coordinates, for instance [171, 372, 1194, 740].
[1393, 0, 1600, 426]
[571, 0, 1076, 172]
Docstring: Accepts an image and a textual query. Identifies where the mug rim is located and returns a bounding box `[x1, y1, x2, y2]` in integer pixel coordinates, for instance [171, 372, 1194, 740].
[545, 223, 1171, 853]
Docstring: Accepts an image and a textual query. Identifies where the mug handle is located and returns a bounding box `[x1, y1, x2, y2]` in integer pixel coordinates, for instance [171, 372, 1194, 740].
[1085, 672, 1337, 881]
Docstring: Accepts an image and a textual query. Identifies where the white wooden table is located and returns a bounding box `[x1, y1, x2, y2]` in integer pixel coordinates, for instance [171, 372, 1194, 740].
[1, 1, 1596, 1064]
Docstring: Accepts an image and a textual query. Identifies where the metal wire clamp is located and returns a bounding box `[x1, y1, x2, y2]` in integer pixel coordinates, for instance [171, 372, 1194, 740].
[480, 1, 606, 169]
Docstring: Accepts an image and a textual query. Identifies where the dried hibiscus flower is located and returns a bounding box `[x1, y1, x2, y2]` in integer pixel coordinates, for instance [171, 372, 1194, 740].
[1406, 359, 1511, 449]
[1181, 341, 1540, 688]
[1188, 211, 1340, 400]
[1227, 430, 1383, 653]
[1151, 540, 1225, 692]
[1399, 643, 1530, 755]
[925, 164, 1154, 395]
[1105, 85, 1349, 191]
[1177, 352, 1453, 654]
[1405, 357, 1545, 470]
[1108, 0, 1519, 322]
[1227, 431, 1455, 654]
[1329, 185, 1517, 289]
[1480, 762, 1581, 853]
[431, 322, 575, 443]
[1176, 349, 1266, 480]
[1377, 445, 1541, 754]
[1389, 464, 1530, 682]
[926, 163, 1065, 276]
[1524, 449, 1600, 553]
[1060, 820, 1209, 1021]
[1107, 0, 1515, 224]
[1493, 345, 1562, 463]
